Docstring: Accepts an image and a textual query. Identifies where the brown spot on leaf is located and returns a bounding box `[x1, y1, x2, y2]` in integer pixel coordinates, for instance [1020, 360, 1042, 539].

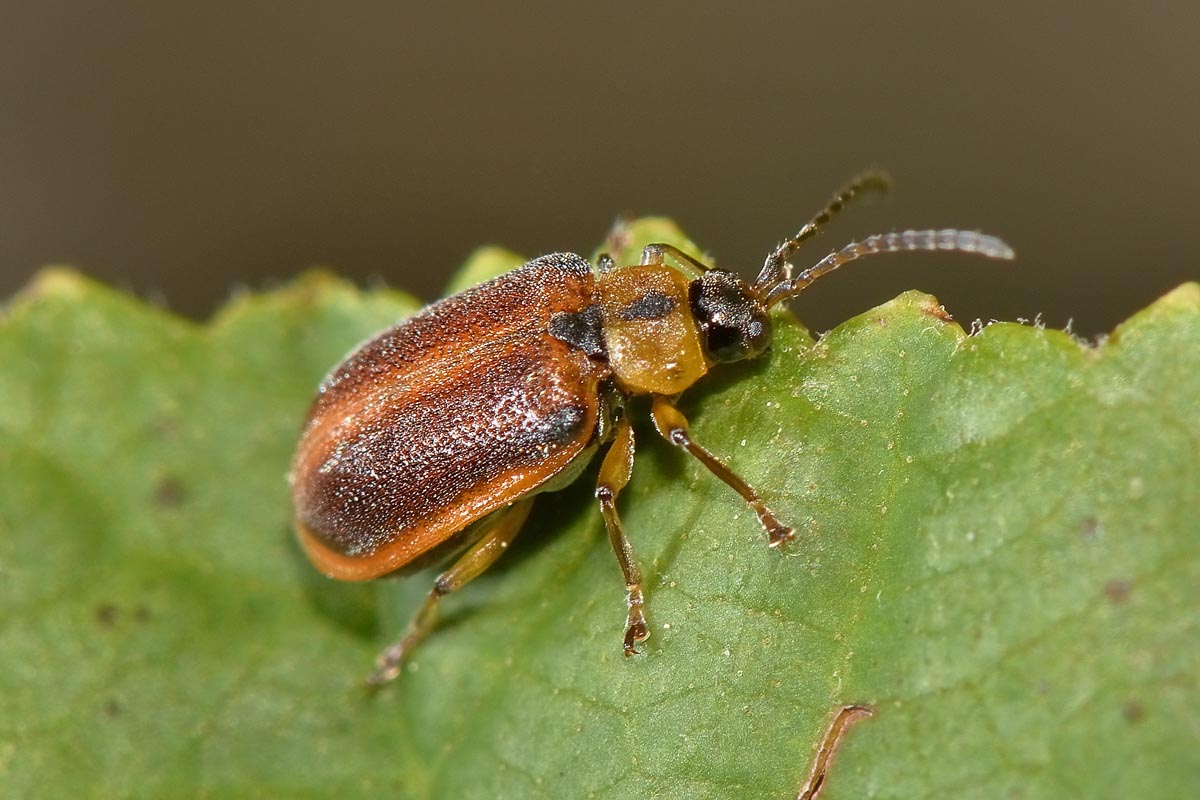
[134, 605, 152, 623]
[154, 476, 187, 508]
[155, 417, 180, 442]
[1080, 517, 1102, 540]
[1104, 578, 1132, 604]
[1123, 700, 1145, 724]
[103, 699, 122, 718]
[95, 603, 118, 627]
[921, 300, 954, 322]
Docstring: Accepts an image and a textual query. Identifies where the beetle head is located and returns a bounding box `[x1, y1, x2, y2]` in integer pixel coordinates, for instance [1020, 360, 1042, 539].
[688, 270, 772, 363]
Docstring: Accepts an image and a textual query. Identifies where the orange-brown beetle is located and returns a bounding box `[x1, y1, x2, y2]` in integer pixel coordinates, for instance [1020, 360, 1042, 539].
[289, 172, 1014, 684]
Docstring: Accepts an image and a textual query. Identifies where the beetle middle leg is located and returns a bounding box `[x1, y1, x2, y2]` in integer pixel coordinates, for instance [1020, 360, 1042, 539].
[650, 395, 795, 547]
[596, 416, 651, 656]
[367, 498, 534, 685]
[598, 211, 636, 271]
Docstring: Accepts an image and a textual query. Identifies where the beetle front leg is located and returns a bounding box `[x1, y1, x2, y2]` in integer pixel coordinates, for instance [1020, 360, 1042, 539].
[639, 242, 711, 276]
[650, 396, 795, 547]
[596, 416, 650, 656]
[367, 498, 534, 685]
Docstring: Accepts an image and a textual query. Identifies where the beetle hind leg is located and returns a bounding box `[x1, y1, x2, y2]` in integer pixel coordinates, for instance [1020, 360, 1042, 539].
[596, 417, 650, 655]
[650, 396, 795, 547]
[367, 498, 534, 685]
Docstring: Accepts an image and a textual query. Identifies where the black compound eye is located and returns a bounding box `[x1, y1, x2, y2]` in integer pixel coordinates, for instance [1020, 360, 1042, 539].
[704, 321, 746, 361]
[688, 270, 773, 363]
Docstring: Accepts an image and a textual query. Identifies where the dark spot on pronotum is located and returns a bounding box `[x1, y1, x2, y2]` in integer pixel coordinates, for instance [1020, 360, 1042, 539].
[1080, 516, 1102, 540]
[104, 699, 122, 718]
[95, 603, 118, 627]
[1104, 578, 1132, 604]
[155, 476, 187, 508]
[1122, 699, 1145, 724]
[618, 289, 677, 321]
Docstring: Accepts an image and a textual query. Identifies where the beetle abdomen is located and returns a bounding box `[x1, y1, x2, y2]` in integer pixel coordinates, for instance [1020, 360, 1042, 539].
[291, 254, 609, 580]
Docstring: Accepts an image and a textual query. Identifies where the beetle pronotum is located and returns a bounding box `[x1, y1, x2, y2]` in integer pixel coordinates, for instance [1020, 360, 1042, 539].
[289, 172, 1014, 684]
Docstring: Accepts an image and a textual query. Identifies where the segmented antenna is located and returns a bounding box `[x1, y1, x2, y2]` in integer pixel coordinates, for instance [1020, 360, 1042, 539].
[763, 229, 1015, 307]
[754, 170, 891, 290]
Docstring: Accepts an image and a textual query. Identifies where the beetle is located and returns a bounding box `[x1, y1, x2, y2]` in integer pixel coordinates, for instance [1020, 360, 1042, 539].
[289, 172, 1014, 684]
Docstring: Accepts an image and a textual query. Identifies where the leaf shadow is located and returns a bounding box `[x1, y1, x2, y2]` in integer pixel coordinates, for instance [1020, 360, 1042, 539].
[283, 523, 381, 641]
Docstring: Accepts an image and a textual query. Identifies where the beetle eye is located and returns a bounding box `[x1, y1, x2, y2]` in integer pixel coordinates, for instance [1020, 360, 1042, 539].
[689, 270, 772, 364]
[704, 322, 746, 361]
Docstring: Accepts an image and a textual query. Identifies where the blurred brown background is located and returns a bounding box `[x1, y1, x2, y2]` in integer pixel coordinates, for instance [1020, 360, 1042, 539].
[1, 3, 1196, 336]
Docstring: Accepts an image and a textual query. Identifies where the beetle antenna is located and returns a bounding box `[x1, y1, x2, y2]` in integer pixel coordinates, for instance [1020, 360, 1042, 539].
[754, 170, 891, 290]
[763, 229, 1015, 307]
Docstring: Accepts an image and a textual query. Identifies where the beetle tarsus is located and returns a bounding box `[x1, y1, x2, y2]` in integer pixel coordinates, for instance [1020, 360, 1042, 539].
[365, 606, 433, 686]
[623, 585, 649, 656]
[367, 649, 407, 687]
[768, 522, 796, 548]
[753, 500, 795, 547]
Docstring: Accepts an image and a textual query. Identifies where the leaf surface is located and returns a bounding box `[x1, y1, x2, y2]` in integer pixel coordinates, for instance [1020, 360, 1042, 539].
[1, 228, 1196, 799]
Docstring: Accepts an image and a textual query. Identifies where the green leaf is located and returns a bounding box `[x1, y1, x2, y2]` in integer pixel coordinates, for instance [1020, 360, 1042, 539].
[1, 227, 1196, 799]
[441, 246, 527, 296]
